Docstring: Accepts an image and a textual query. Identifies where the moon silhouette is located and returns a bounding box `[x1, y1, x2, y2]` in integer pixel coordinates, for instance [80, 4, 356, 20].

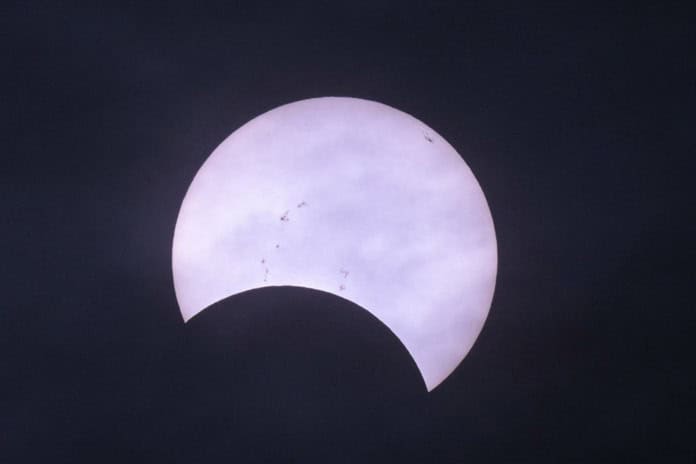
[172, 97, 497, 391]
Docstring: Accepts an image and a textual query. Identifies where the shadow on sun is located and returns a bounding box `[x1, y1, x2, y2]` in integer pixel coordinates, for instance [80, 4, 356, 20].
[174, 286, 428, 461]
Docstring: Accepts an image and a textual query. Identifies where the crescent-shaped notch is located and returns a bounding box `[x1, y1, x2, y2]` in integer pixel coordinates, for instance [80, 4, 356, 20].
[172, 97, 497, 391]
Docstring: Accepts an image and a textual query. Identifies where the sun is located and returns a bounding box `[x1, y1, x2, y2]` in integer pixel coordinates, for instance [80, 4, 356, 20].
[172, 97, 497, 391]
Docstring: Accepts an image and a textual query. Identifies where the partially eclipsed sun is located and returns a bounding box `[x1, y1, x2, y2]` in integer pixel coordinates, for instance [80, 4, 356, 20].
[172, 97, 497, 391]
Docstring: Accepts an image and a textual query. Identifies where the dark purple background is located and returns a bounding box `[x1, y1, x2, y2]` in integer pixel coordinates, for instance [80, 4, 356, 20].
[3, 2, 694, 461]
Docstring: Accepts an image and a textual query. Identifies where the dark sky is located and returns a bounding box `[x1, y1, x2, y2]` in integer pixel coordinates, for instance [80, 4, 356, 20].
[3, 1, 694, 462]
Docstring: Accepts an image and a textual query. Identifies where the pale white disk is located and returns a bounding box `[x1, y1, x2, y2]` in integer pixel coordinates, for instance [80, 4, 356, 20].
[172, 97, 497, 391]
